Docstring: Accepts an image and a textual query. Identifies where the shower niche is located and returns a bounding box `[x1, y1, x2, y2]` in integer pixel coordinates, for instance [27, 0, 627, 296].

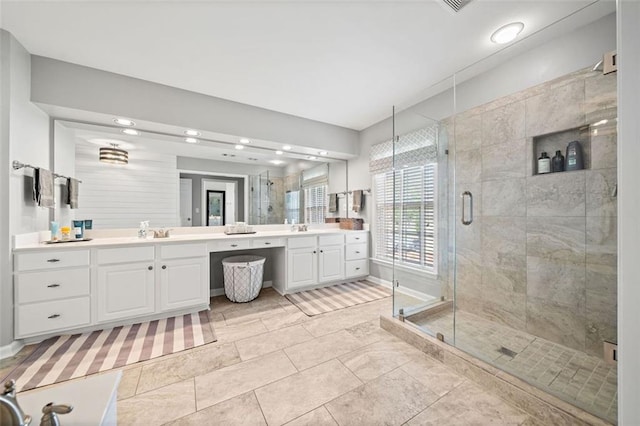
[531, 126, 592, 176]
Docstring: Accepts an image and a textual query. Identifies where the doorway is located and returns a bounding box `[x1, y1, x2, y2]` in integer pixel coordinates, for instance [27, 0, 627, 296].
[206, 190, 225, 226]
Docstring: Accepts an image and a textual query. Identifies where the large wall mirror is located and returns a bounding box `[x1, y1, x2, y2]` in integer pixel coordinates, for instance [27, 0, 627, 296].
[53, 120, 348, 229]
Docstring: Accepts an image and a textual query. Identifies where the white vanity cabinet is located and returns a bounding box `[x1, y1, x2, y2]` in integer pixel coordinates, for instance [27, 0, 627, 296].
[158, 243, 209, 311]
[96, 246, 156, 323]
[318, 235, 345, 283]
[14, 249, 91, 339]
[345, 232, 369, 278]
[287, 237, 318, 290]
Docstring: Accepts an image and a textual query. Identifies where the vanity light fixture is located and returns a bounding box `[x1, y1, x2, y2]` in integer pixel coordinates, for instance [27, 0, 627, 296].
[275, 150, 283, 155]
[121, 129, 139, 136]
[282, 145, 292, 151]
[319, 151, 328, 156]
[113, 118, 135, 126]
[185, 137, 198, 143]
[184, 129, 200, 137]
[99, 143, 129, 165]
[270, 160, 284, 165]
[235, 144, 244, 150]
[240, 138, 250, 144]
[490, 22, 524, 44]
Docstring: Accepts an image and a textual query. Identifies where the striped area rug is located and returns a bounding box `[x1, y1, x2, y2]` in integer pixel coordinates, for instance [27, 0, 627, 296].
[285, 280, 391, 316]
[3, 310, 216, 392]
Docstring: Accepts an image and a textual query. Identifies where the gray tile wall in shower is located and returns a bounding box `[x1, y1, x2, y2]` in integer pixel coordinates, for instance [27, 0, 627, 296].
[448, 67, 617, 358]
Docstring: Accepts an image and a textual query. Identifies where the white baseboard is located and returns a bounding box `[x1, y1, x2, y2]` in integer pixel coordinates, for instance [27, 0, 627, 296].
[210, 280, 273, 298]
[0, 340, 24, 360]
[366, 275, 436, 302]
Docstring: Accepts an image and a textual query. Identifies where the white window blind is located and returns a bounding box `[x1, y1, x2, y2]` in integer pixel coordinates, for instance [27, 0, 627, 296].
[304, 184, 327, 224]
[285, 190, 301, 224]
[373, 164, 437, 272]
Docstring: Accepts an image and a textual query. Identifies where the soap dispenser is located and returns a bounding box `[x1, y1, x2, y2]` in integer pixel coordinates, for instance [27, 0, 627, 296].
[537, 152, 551, 174]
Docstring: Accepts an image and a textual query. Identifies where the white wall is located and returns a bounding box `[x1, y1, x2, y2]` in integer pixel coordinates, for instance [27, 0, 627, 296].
[73, 144, 179, 229]
[1, 30, 51, 349]
[30, 56, 360, 156]
[617, 1, 640, 422]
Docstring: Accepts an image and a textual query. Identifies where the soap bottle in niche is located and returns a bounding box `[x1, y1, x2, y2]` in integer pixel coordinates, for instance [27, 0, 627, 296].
[552, 150, 565, 172]
[538, 151, 551, 174]
[565, 140, 584, 171]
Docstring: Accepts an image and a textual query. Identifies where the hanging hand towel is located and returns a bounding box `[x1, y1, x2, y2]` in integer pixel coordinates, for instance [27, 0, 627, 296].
[352, 190, 363, 213]
[67, 177, 79, 209]
[33, 168, 55, 208]
[329, 193, 338, 213]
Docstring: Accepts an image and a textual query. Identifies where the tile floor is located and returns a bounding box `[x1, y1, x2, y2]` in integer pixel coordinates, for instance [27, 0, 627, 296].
[2, 289, 574, 425]
[410, 309, 617, 424]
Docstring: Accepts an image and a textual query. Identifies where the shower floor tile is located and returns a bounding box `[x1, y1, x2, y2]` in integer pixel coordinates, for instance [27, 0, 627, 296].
[409, 309, 617, 424]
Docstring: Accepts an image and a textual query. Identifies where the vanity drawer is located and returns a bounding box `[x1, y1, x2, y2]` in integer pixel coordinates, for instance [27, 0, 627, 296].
[346, 259, 369, 278]
[319, 234, 344, 246]
[252, 238, 285, 248]
[345, 243, 367, 260]
[15, 250, 89, 272]
[160, 243, 207, 259]
[287, 236, 316, 249]
[97, 246, 155, 265]
[208, 239, 251, 252]
[346, 232, 368, 245]
[16, 268, 90, 304]
[17, 297, 90, 338]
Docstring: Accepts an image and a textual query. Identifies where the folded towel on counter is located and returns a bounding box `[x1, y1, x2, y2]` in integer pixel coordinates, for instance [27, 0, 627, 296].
[33, 168, 54, 208]
[328, 193, 338, 213]
[66, 177, 79, 209]
[352, 190, 363, 213]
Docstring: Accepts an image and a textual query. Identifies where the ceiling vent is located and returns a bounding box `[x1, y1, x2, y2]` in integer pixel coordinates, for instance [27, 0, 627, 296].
[442, 0, 472, 12]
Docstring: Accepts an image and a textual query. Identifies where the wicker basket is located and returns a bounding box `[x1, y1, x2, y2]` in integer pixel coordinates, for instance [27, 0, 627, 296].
[338, 218, 364, 230]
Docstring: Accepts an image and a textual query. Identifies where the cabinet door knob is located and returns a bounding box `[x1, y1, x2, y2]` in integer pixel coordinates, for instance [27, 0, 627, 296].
[48, 314, 61, 319]
[148, 266, 153, 270]
[162, 265, 167, 270]
[47, 259, 60, 263]
[320, 250, 324, 253]
[313, 251, 317, 254]
[47, 284, 61, 288]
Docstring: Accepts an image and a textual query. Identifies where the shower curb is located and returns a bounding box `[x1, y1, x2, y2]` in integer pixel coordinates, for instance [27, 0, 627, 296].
[380, 314, 614, 426]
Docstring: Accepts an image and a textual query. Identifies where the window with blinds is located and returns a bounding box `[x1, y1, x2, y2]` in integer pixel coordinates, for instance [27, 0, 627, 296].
[373, 163, 437, 273]
[285, 190, 301, 224]
[304, 184, 327, 224]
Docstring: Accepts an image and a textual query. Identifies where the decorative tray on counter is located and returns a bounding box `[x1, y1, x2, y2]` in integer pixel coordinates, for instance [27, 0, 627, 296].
[45, 238, 93, 244]
[224, 231, 257, 235]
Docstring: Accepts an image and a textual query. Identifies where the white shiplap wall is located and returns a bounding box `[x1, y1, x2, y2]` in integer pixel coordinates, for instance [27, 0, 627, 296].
[74, 144, 179, 229]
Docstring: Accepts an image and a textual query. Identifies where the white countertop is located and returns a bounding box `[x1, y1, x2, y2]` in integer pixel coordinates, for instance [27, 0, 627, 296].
[13, 226, 368, 252]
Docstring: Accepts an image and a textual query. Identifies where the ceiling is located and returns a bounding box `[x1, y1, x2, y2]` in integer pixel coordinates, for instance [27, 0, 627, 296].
[1, 0, 615, 130]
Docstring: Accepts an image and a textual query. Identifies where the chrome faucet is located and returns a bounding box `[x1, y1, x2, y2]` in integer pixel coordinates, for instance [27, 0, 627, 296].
[39, 402, 73, 426]
[0, 380, 32, 426]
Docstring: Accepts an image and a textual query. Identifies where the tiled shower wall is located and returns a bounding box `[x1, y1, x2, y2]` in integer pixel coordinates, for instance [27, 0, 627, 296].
[449, 67, 617, 358]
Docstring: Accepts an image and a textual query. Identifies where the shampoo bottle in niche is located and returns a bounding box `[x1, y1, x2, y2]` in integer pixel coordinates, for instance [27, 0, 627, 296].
[552, 150, 565, 172]
[537, 152, 551, 174]
[565, 140, 584, 171]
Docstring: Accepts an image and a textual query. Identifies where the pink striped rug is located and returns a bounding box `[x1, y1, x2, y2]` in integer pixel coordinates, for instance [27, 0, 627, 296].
[286, 280, 391, 316]
[3, 310, 216, 392]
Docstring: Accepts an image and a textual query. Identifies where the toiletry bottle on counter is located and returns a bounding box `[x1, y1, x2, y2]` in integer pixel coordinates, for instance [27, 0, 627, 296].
[565, 141, 584, 171]
[537, 152, 551, 174]
[73, 220, 84, 239]
[50, 221, 60, 241]
[552, 150, 565, 172]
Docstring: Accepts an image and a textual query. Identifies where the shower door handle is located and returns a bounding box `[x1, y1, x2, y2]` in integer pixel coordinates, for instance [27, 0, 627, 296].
[461, 191, 473, 225]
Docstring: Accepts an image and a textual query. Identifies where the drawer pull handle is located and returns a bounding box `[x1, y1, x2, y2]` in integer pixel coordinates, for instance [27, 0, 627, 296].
[355, 237, 360, 240]
[264, 242, 271, 245]
[47, 284, 61, 288]
[47, 259, 61, 263]
[355, 251, 360, 254]
[48, 314, 61, 319]
[148, 266, 153, 271]
[231, 244, 238, 248]
[162, 265, 167, 270]
[356, 267, 361, 270]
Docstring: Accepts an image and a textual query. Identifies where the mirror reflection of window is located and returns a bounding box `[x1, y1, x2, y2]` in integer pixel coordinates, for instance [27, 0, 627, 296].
[207, 190, 225, 226]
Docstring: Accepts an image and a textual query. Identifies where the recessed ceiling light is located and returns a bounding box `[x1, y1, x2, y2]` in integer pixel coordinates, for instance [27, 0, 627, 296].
[240, 138, 250, 144]
[184, 129, 200, 136]
[122, 129, 139, 136]
[319, 151, 328, 156]
[113, 118, 135, 126]
[235, 144, 244, 150]
[490, 22, 524, 44]
[185, 137, 198, 143]
[282, 145, 292, 151]
[270, 160, 284, 165]
[275, 150, 283, 155]
[307, 156, 317, 160]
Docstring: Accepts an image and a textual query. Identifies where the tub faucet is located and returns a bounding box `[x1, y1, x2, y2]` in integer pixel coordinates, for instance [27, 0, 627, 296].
[0, 380, 32, 426]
